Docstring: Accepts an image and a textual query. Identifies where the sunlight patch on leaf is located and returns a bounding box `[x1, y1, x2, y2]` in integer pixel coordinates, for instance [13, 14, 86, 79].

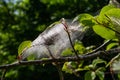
[73, 13, 93, 22]
[61, 48, 74, 56]
[106, 9, 120, 30]
[62, 62, 76, 74]
[27, 54, 35, 60]
[85, 71, 96, 80]
[93, 25, 117, 39]
[105, 9, 120, 39]
[74, 41, 85, 54]
[96, 70, 104, 80]
[73, 13, 94, 27]
[106, 8, 120, 19]
[92, 58, 107, 68]
[98, 4, 115, 23]
[106, 42, 119, 50]
[18, 41, 32, 55]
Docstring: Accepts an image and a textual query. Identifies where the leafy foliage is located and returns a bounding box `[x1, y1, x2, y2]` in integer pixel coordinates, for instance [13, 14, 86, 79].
[92, 5, 120, 40]
[1, 0, 120, 80]
[62, 3, 120, 80]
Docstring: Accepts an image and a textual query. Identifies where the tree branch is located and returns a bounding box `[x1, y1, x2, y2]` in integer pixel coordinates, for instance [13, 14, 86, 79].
[61, 18, 79, 59]
[0, 48, 120, 69]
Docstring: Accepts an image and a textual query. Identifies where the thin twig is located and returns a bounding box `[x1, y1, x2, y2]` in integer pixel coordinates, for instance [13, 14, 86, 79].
[60, 18, 79, 59]
[86, 40, 111, 54]
[66, 30, 80, 59]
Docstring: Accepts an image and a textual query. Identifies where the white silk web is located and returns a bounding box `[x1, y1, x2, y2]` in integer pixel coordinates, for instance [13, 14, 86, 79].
[21, 18, 85, 60]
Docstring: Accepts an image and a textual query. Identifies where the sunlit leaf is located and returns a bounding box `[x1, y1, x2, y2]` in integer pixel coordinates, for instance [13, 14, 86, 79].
[73, 13, 93, 22]
[92, 58, 106, 68]
[27, 54, 35, 60]
[100, 4, 115, 16]
[47, 21, 61, 29]
[96, 70, 104, 80]
[62, 62, 73, 74]
[85, 46, 95, 53]
[61, 48, 74, 56]
[97, 67, 106, 72]
[73, 13, 94, 26]
[106, 8, 120, 19]
[74, 41, 85, 54]
[93, 25, 117, 39]
[78, 61, 84, 67]
[70, 62, 77, 69]
[98, 4, 115, 23]
[62, 62, 78, 74]
[106, 9, 120, 30]
[88, 64, 94, 69]
[106, 42, 119, 50]
[85, 71, 96, 80]
[105, 8, 120, 39]
[18, 41, 32, 55]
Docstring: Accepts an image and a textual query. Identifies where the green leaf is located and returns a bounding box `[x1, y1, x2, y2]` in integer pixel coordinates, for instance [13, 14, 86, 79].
[106, 42, 119, 50]
[83, 65, 92, 70]
[96, 70, 104, 80]
[47, 21, 60, 29]
[18, 41, 32, 55]
[27, 54, 35, 60]
[93, 5, 119, 40]
[70, 62, 77, 69]
[97, 67, 106, 72]
[62, 62, 73, 74]
[105, 8, 120, 39]
[5, 69, 18, 78]
[74, 13, 93, 22]
[78, 61, 84, 67]
[73, 13, 94, 26]
[98, 4, 115, 23]
[92, 58, 106, 68]
[88, 64, 94, 69]
[76, 65, 89, 71]
[93, 25, 117, 39]
[62, 62, 77, 74]
[74, 41, 85, 54]
[85, 46, 95, 53]
[118, 73, 120, 79]
[106, 8, 120, 19]
[85, 71, 96, 80]
[61, 48, 74, 56]
[100, 4, 115, 16]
